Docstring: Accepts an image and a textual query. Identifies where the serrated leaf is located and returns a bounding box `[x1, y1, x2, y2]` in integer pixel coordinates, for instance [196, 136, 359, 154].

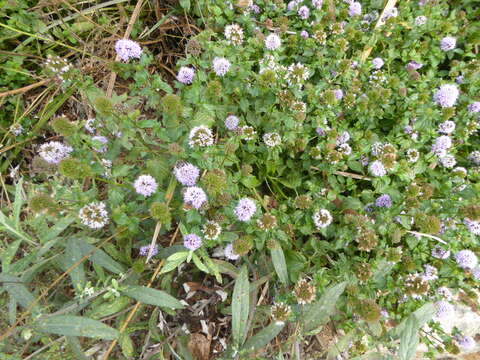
[35, 315, 119, 340]
[160, 251, 188, 274]
[192, 253, 209, 274]
[122, 286, 184, 309]
[303, 281, 347, 332]
[398, 315, 419, 360]
[232, 265, 250, 347]
[242, 322, 284, 353]
[270, 245, 289, 285]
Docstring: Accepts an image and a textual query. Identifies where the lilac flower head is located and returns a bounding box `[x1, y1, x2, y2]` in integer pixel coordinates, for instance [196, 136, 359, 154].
[468, 101, 480, 113]
[224, 243, 240, 260]
[183, 233, 202, 251]
[440, 36, 456, 52]
[312, 0, 323, 9]
[183, 186, 207, 209]
[434, 300, 454, 319]
[234, 198, 257, 221]
[177, 66, 195, 84]
[382, 7, 398, 21]
[92, 135, 108, 153]
[372, 57, 384, 69]
[265, 33, 281, 50]
[433, 84, 459, 108]
[173, 162, 200, 186]
[224, 24, 244, 46]
[455, 250, 478, 269]
[472, 267, 480, 281]
[139, 244, 158, 256]
[456, 335, 476, 350]
[438, 120, 455, 135]
[439, 155, 456, 168]
[115, 39, 143, 62]
[212, 57, 231, 76]
[249, 4, 261, 13]
[225, 115, 240, 130]
[188, 125, 214, 147]
[422, 264, 438, 281]
[287, 0, 300, 11]
[431, 245, 450, 259]
[469, 151, 480, 165]
[406, 61, 423, 71]
[375, 194, 392, 208]
[348, 2, 362, 17]
[333, 89, 344, 100]
[431, 135, 452, 156]
[300, 30, 309, 38]
[298, 5, 310, 19]
[455, 75, 464, 84]
[464, 218, 480, 236]
[134, 175, 158, 197]
[415, 16, 427, 26]
[369, 160, 387, 177]
[336, 131, 350, 145]
[38, 141, 73, 164]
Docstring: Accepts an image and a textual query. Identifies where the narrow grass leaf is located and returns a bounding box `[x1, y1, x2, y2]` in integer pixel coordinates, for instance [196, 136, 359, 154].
[13, 177, 24, 228]
[122, 286, 184, 309]
[232, 265, 250, 347]
[35, 315, 119, 340]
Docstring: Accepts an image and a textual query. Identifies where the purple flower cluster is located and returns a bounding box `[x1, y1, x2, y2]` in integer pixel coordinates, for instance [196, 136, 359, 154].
[333, 89, 344, 100]
[433, 84, 459, 108]
[183, 233, 202, 251]
[265, 33, 281, 50]
[174, 162, 200, 186]
[438, 120, 455, 134]
[468, 101, 480, 113]
[300, 30, 309, 38]
[139, 244, 158, 256]
[177, 66, 195, 84]
[348, 2, 362, 17]
[212, 57, 231, 76]
[224, 243, 239, 260]
[431, 135, 452, 156]
[234, 198, 257, 221]
[225, 115, 240, 130]
[38, 141, 73, 164]
[456, 335, 476, 350]
[298, 6, 310, 19]
[464, 218, 480, 235]
[406, 61, 423, 71]
[312, 0, 323, 9]
[369, 160, 387, 177]
[372, 57, 384, 69]
[183, 186, 207, 209]
[134, 175, 158, 197]
[455, 250, 478, 269]
[115, 39, 142, 62]
[434, 300, 454, 319]
[431, 245, 450, 259]
[375, 194, 392, 208]
[440, 36, 456, 52]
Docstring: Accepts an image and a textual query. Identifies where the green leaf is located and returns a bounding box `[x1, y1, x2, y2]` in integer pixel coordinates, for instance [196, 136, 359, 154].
[270, 245, 289, 285]
[398, 315, 419, 360]
[2, 239, 22, 273]
[119, 332, 135, 358]
[13, 178, 24, 228]
[73, 239, 126, 274]
[0, 274, 36, 310]
[242, 322, 284, 353]
[35, 315, 119, 340]
[392, 303, 435, 338]
[179, 0, 190, 10]
[232, 265, 250, 347]
[303, 281, 347, 333]
[122, 286, 184, 310]
[88, 296, 131, 320]
[61, 238, 86, 294]
[66, 336, 88, 360]
[160, 251, 188, 274]
[192, 253, 209, 274]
